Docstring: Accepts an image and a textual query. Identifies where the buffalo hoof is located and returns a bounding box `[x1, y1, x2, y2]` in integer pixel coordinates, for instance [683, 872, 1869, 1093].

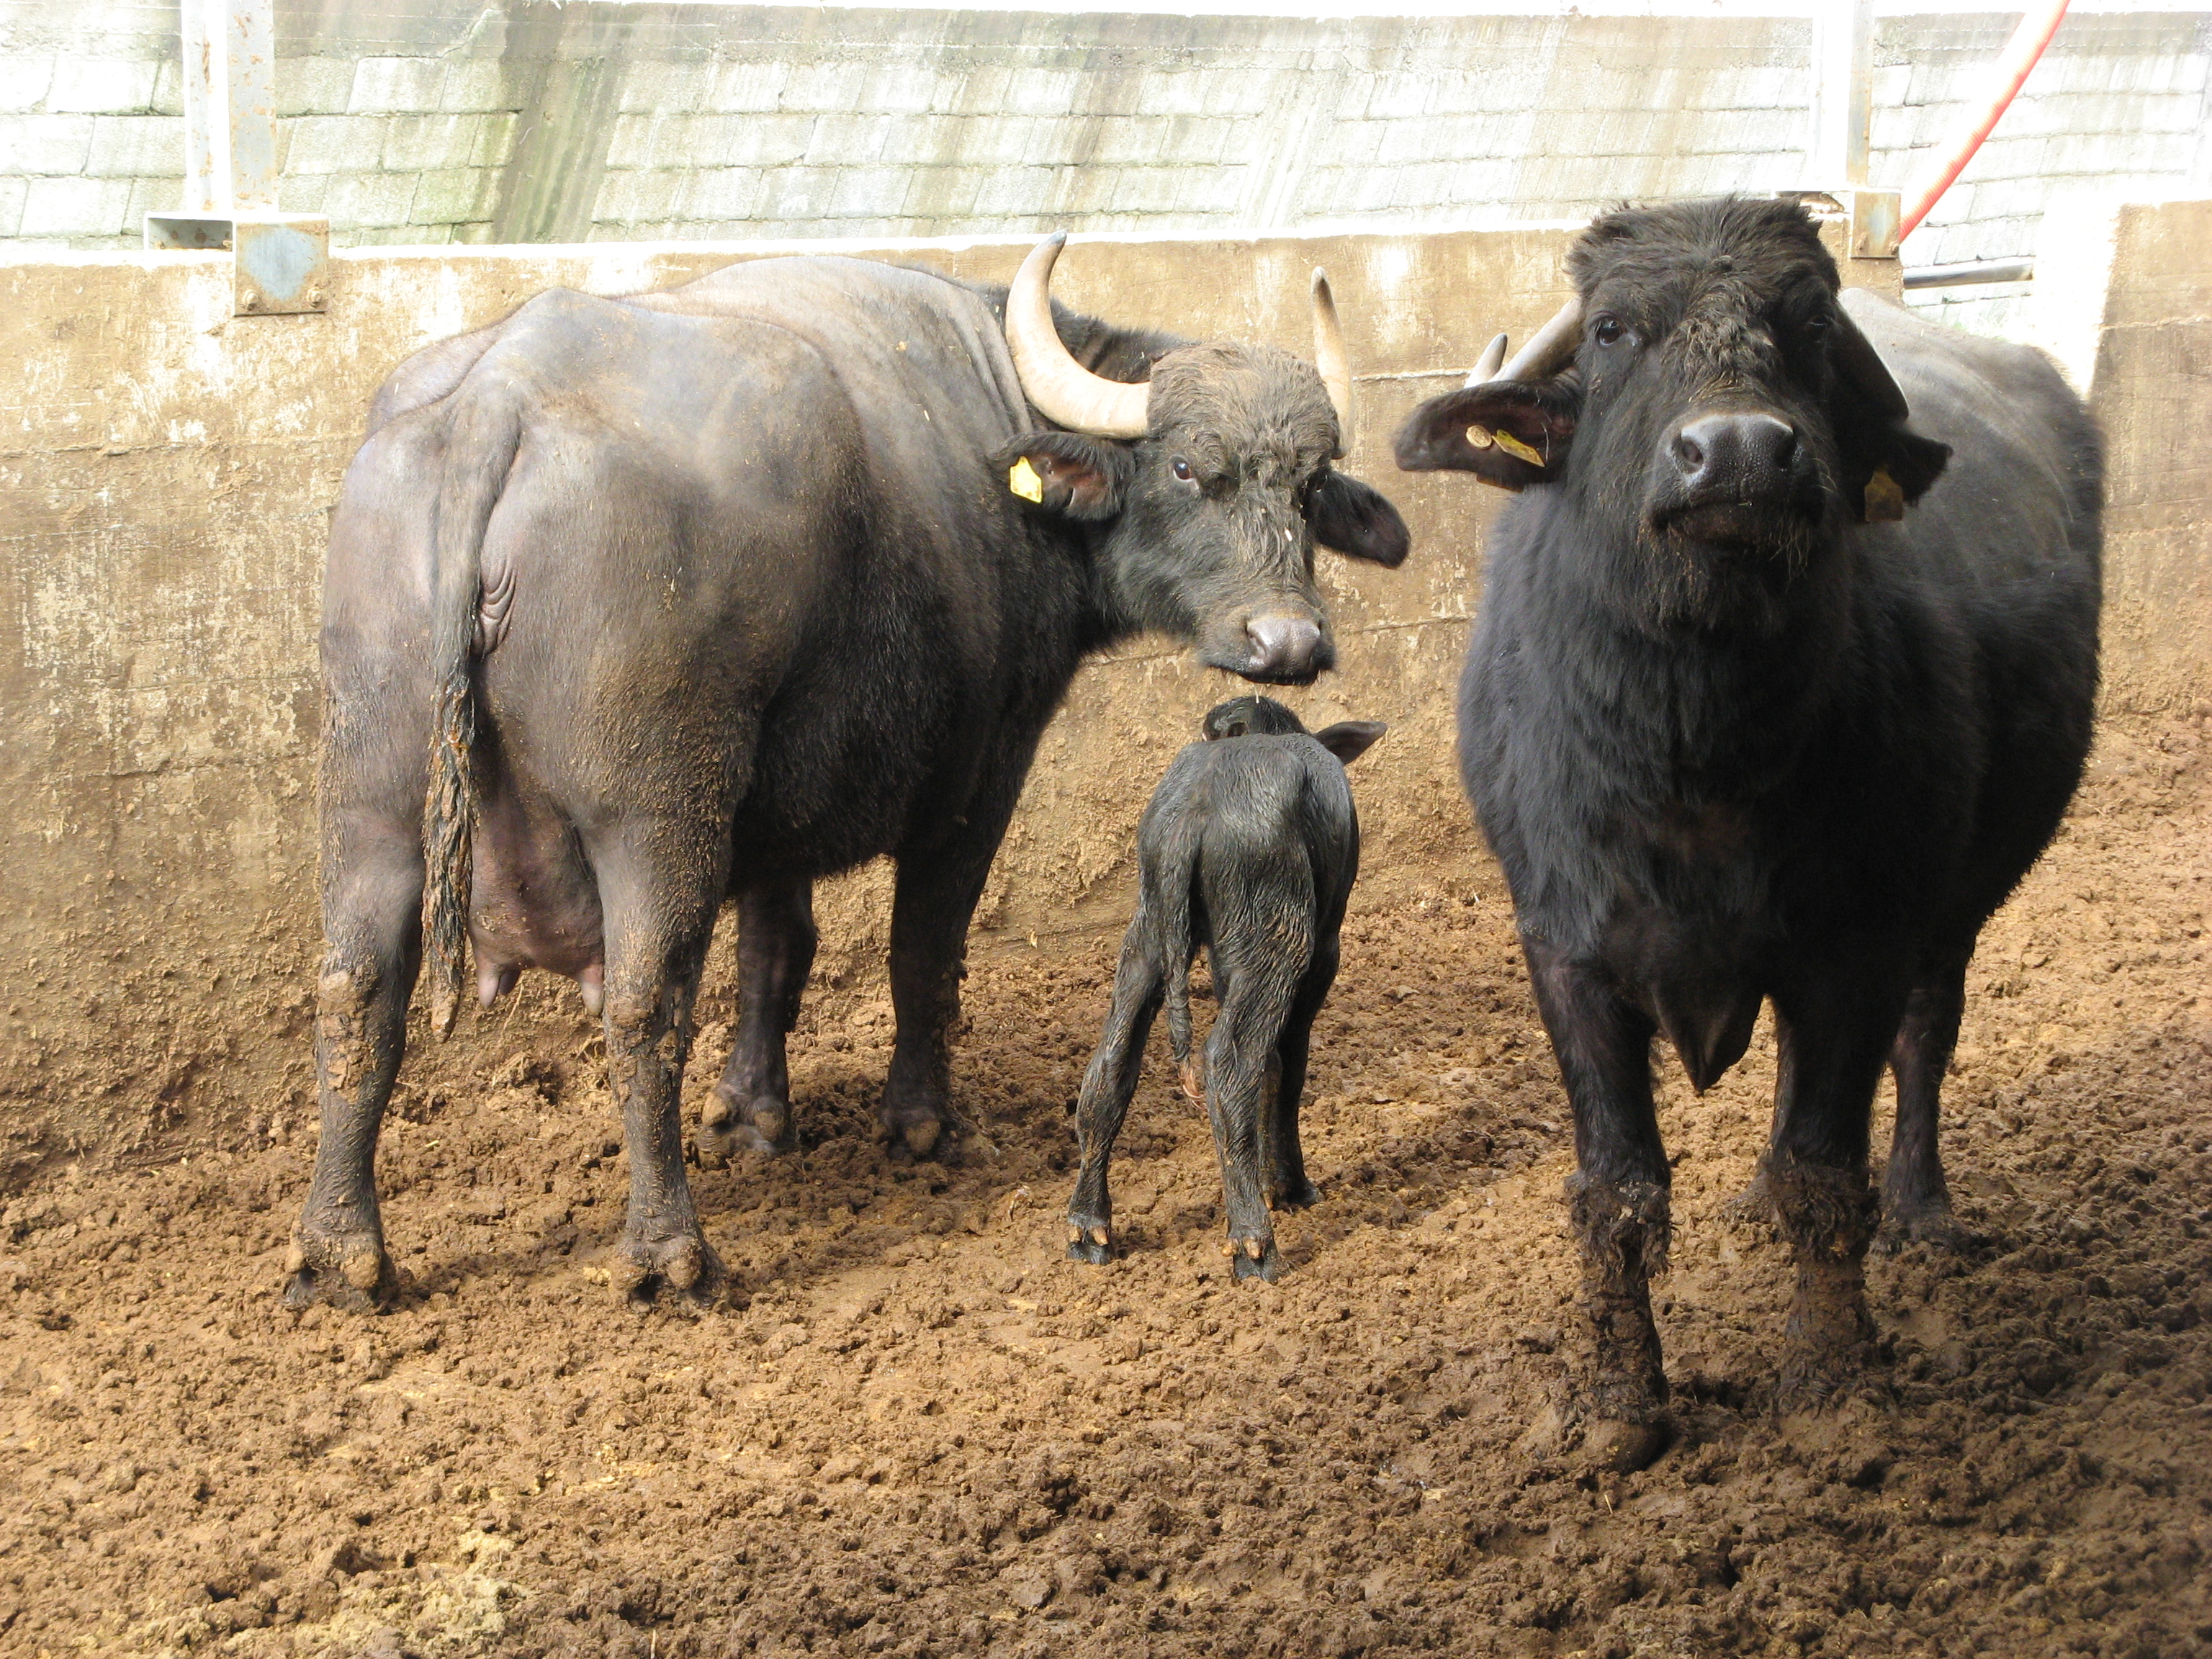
[1224, 1233, 1282, 1284]
[283, 1228, 397, 1314]
[1719, 1172, 1774, 1234]
[1874, 1195, 1975, 1256]
[1776, 1335, 1878, 1415]
[1583, 1415, 1671, 1475]
[611, 1225, 727, 1312]
[698, 1087, 793, 1166]
[1267, 1177, 1321, 1212]
[1066, 1214, 1112, 1267]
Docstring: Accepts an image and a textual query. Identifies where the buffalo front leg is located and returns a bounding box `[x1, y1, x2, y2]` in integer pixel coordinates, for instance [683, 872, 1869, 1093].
[595, 837, 727, 1308]
[1066, 900, 1166, 1266]
[1879, 943, 1972, 1251]
[1766, 972, 1902, 1410]
[700, 878, 817, 1163]
[287, 847, 421, 1313]
[1524, 936, 1671, 1473]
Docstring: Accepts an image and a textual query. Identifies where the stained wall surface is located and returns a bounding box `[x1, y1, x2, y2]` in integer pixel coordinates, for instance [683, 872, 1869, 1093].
[0, 207, 2201, 1177]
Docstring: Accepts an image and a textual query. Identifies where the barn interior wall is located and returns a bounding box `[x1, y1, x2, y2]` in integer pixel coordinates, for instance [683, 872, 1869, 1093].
[1, 2, 2207, 333]
[0, 207, 2202, 1179]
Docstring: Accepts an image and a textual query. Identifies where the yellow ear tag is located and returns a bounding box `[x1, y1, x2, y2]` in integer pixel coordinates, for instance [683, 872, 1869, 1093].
[1491, 428, 1546, 467]
[1465, 424, 1495, 450]
[1008, 457, 1045, 503]
[1863, 464, 1905, 523]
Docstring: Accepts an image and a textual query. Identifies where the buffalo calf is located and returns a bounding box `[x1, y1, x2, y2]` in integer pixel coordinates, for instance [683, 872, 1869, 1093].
[1066, 696, 1383, 1281]
[1395, 197, 2100, 1464]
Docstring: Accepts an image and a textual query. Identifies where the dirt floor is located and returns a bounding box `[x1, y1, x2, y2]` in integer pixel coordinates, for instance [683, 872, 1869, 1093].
[1, 708, 2208, 1659]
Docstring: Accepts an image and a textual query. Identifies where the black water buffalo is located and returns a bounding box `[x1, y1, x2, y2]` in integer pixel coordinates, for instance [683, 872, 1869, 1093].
[289, 238, 1409, 1310]
[1394, 197, 2100, 1463]
[1066, 695, 1383, 1281]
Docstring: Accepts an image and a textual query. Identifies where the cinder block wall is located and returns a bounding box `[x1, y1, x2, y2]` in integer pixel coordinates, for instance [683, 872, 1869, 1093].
[2, 3, 2207, 320]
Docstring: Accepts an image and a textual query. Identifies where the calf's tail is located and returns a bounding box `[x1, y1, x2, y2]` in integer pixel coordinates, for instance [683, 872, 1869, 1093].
[423, 388, 522, 1039]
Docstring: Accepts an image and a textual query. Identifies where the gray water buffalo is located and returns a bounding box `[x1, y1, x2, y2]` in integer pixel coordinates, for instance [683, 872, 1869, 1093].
[1066, 694, 1383, 1282]
[1394, 197, 2100, 1465]
[290, 238, 1409, 1310]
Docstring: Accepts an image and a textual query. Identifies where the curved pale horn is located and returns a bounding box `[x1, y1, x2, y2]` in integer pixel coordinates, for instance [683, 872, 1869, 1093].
[1004, 232, 1150, 439]
[1310, 268, 1354, 455]
[1463, 333, 1509, 387]
[1493, 295, 1585, 384]
[1830, 302, 1910, 422]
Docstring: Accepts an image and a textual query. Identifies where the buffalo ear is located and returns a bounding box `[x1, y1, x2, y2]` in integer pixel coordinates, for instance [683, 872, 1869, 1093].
[1851, 426, 1950, 522]
[1305, 471, 1410, 567]
[995, 431, 1132, 521]
[1314, 719, 1386, 765]
[1392, 380, 1580, 490]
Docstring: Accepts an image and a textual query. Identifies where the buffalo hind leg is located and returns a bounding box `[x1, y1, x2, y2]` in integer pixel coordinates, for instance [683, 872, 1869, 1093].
[1879, 943, 1972, 1252]
[287, 840, 421, 1313]
[700, 878, 817, 1163]
[595, 832, 728, 1308]
[1066, 899, 1166, 1265]
[1262, 936, 1336, 1213]
[1766, 974, 1902, 1410]
[1204, 902, 1308, 1284]
[1524, 936, 1671, 1473]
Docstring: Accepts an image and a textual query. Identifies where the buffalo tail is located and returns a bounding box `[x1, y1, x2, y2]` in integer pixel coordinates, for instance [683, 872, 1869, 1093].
[423, 387, 522, 1039]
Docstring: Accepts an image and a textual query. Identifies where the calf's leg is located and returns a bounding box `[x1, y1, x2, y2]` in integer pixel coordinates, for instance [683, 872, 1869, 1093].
[1262, 935, 1337, 1212]
[1066, 899, 1166, 1265]
[287, 831, 422, 1312]
[1766, 972, 1903, 1408]
[1524, 936, 1671, 1472]
[1879, 943, 1972, 1251]
[700, 878, 817, 1162]
[1204, 894, 1309, 1283]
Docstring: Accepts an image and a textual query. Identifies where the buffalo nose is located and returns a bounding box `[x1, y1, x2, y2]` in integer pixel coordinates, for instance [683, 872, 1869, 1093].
[1673, 412, 1798, 490]
[1244, 612, 1323, 680]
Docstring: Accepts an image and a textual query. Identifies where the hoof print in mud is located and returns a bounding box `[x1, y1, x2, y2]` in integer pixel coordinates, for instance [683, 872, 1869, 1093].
[282, 1234, 396, 1313]
[1066, 1218, 1112, 1267]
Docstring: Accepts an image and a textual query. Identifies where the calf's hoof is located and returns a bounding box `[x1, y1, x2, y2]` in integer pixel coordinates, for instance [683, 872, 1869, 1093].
[1066, 1215, 1112, 1267]
[283, 1229, 396, 1314]
[1874, 1195, 1974, 1256]
[1583, 1415, 1671, 1476]
[1267, 1177, 1321, 1212]
[612, 1226, 727, 1312]
[1719, 1172, 1774, 1234]
[1223, 1233, 1282, 1284]
[698, 1087, 793, 1166]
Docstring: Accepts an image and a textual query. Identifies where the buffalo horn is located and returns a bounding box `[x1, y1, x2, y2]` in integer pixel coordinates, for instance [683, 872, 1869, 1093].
[1310, 267, 1355, 454]
[1004, 233, 1151, 439]
[1463, 333, 1509, 387]
[1830, 302, 1910, 423]
[1494, 295, 1586, 384]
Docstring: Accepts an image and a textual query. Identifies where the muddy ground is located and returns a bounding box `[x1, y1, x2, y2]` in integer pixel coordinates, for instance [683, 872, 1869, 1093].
[1, 709, 2208, 1659]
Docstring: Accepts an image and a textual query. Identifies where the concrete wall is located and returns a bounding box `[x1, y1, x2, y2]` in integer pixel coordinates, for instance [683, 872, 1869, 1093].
[2, 3, 2207, 318]
[0, 207, 2201, 1178]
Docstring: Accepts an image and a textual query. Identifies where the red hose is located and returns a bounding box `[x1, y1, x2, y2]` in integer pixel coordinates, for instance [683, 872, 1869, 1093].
[1899, 0, 2072, 242]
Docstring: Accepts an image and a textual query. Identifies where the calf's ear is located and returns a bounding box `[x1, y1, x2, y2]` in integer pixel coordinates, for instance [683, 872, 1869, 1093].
[1305, 471, 1410, 567]
[1392, 379, 1580, 491]
[1314, 719, 1386, 765]
[995, 431, 1132, 521]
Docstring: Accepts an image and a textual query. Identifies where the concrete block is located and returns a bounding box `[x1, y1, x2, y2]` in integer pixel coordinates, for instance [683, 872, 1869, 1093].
[384, 113, 485, 174]
[806, 112, 895, 166]
[439, 59, 511, 114]
[1110, 167, 1186, 215]
[0, 112, 94, 174]
[592, 168, 692, 227]
[48, 56, 157, 114]
[779, 58, 868, 114]
[82, 114, 180, 179]
[1135, 73, 1215, 118]
[150, 58, 182, 119]
[471, 112, 520, 168]
[1006, 68, 1083, 118]
[278, 56, 356, 118]
[958, 113, 1040, 168]
[975, 164, 1058, 217]
[0, 174, 27, 237]
[410, 167, 499, 226]
[286, 115, 390, 177]
[901, 166, 982, 225]
[709, 59, 791, 116]
[757, 163, 838, 221]
[616, 60, 711, 117]
[830, 163, 912, 219]
[859, 61, 940, 116]
[325, 171, 418, 231]
[935, 64, 1008, 117]
[722, 112, 816, 169]
[350, 57, 444, 115]
[278, 173, 329, 214]
[19, 174, 133, 237]
[687, 166, 763, 220]
[0, 52, 53, 115]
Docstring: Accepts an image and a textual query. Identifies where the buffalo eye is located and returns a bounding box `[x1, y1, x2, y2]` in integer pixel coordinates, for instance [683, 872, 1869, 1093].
[1171, 457, 1195, 482]
[1593, 314, 1626, 348]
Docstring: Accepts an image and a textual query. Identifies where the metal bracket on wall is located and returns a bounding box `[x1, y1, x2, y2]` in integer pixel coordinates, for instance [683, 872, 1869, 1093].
[143, 0, 328, 318]
[1781, 188, 1903, 261]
